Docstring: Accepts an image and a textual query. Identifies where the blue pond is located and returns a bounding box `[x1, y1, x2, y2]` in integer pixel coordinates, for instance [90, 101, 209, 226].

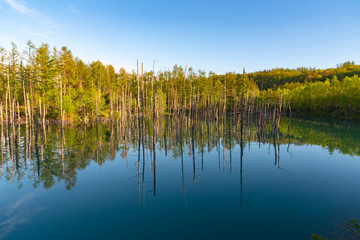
[0, 117, 359, 239]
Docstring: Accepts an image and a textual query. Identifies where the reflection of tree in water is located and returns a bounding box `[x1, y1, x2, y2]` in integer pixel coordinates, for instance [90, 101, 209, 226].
[0, 116, 359, 190]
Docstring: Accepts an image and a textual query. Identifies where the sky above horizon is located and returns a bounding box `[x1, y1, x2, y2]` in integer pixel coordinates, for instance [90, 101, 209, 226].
[0, 0, 360, 74]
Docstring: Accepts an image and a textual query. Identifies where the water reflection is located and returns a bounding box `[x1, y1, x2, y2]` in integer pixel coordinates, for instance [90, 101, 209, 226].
[0, 116, 359, 195]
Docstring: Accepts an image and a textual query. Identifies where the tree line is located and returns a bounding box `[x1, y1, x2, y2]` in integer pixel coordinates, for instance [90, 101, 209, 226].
[1, 41, 359, 124]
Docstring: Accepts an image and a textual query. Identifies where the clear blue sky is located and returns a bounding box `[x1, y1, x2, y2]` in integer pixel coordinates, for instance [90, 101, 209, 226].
[0, 0, 359, 74]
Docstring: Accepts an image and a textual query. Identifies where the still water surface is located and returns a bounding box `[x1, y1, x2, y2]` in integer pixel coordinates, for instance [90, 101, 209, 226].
[0, 117, 359, 239]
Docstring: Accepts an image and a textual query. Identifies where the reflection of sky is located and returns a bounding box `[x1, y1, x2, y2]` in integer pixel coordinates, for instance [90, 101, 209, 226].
[0, 192, 47, 239]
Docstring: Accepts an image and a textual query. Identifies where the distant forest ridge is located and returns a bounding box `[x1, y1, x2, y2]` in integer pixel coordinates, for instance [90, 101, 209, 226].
[1, 41, 360, 121]
[248, 61, 360, 89]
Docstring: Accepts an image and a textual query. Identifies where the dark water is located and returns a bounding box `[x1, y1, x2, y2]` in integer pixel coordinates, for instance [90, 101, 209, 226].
[0, 117, 360, 240]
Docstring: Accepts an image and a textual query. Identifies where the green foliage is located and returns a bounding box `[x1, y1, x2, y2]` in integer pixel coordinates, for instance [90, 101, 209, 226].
[271, 75, 360, 118]
[62, 95, 76, 115]
[347, 218, 360, 232]
[312, 218, 360, 240]
[311, 233, 331, 240]
[250, 63, 360, 90]
[1, 41, 360, 121]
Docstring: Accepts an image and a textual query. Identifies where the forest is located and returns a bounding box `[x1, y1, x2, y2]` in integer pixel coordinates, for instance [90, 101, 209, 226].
[1, 41, 360, 125]
[1, 41, 360, 240]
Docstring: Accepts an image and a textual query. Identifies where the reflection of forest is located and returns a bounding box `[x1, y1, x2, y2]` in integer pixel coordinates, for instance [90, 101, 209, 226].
[0, 116, 359, 190]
